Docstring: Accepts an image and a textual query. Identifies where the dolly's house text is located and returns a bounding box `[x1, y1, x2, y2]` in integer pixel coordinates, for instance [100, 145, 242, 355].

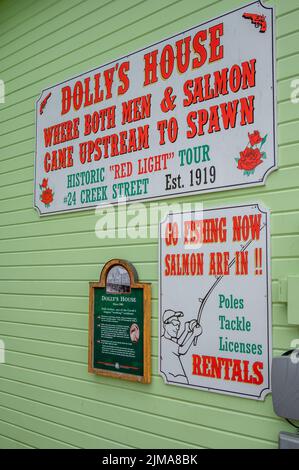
[35, 1, 275, 214]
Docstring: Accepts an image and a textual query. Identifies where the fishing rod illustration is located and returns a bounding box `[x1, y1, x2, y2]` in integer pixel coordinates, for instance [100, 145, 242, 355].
[193, 223, 266, 345]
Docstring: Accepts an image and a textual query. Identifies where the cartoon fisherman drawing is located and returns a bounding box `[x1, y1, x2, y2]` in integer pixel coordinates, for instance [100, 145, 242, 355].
[160, 309, 203, 384]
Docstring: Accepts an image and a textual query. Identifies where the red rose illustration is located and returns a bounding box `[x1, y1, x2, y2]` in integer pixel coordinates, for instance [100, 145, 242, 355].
[41, 188, 54, 205]
[248, 130, 262, 146]
[41, 178, 48, 188]
[238, 147, 263, 171]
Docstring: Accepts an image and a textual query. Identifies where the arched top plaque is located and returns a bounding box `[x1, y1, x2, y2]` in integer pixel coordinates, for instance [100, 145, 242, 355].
[88, 259, 151, 383]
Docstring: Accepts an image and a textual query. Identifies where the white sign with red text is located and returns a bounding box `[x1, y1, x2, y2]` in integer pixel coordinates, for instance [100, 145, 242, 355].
[34, 1, 276, 215]
[159, 204, 272, 400]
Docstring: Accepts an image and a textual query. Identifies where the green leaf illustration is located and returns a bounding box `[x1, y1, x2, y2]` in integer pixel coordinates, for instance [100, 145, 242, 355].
[260, 134, 268, 148]
[262, 152, 267, 159]
[244, 169, 255, 176]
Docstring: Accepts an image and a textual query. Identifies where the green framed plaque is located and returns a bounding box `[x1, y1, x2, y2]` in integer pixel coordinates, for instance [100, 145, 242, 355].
[88, 259, 151, 383]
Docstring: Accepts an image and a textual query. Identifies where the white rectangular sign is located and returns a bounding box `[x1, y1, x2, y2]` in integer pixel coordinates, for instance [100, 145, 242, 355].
[34, 1, 276, 215]
[159, 204, 272, 400]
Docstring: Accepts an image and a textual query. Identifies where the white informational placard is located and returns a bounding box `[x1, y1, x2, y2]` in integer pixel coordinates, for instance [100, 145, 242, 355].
[159, 204, 272, 400]
[34, 1, 276, 215]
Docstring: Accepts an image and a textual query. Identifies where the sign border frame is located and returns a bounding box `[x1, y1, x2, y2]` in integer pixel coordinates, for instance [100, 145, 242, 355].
[88, 259, 151, 384]
[34, 0, 277, 216]
[158, 202, 272, 400]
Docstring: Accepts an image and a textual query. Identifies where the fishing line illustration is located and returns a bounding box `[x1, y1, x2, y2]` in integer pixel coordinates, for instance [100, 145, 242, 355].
[193, 223, 266, 345]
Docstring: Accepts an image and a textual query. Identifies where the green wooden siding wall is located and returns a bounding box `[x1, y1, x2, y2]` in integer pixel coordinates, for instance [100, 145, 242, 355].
[0, 0, 298, 449]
